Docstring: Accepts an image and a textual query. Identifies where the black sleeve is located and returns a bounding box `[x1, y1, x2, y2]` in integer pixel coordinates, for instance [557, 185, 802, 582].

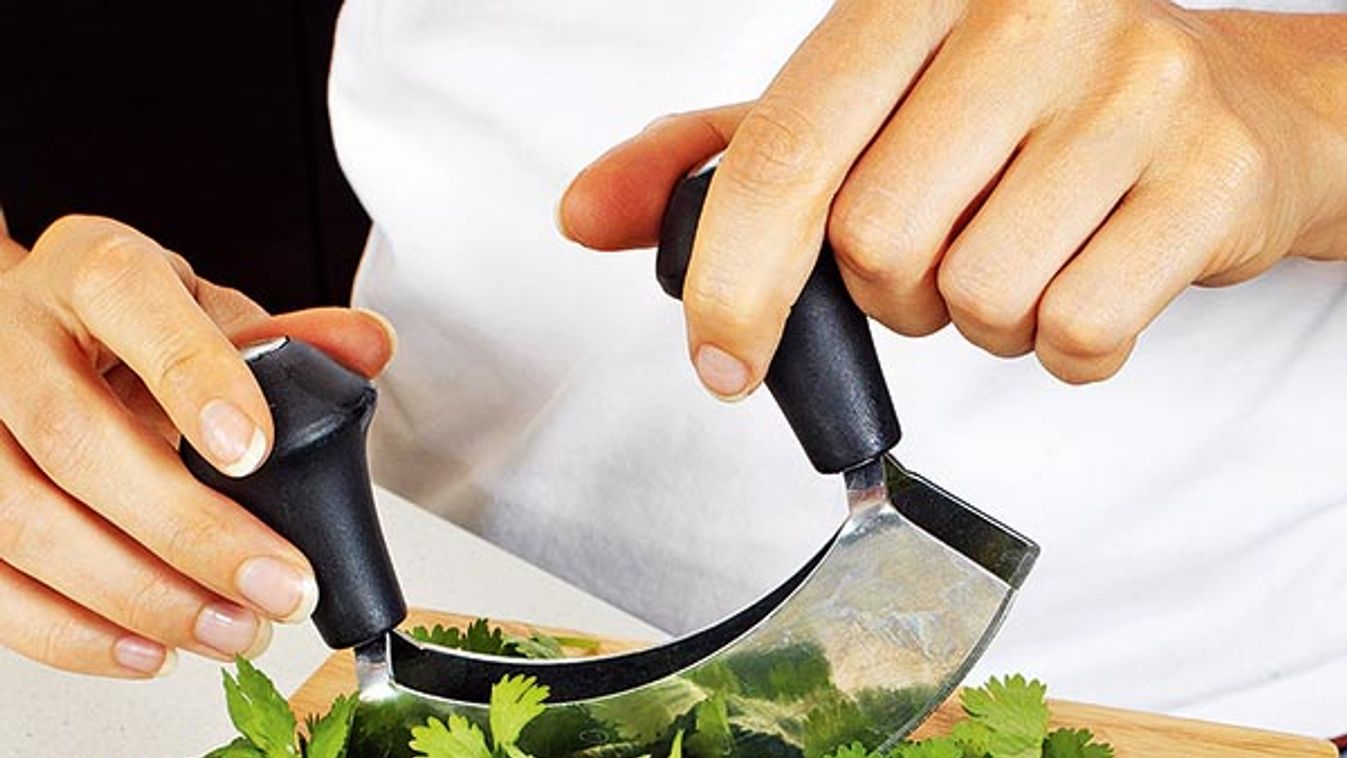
[0, 0, 368, 312]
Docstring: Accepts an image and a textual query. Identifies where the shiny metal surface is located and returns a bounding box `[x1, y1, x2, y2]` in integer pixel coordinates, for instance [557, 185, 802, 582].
[353, 636, 393, 700]
[346, 455, 1037, 757]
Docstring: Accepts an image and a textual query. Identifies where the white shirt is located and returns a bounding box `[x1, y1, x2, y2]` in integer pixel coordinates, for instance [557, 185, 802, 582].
[329, 0, 1347, 736]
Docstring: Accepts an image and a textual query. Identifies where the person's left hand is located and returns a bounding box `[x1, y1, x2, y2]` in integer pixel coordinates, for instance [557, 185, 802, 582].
[559, 0, 1347, 392]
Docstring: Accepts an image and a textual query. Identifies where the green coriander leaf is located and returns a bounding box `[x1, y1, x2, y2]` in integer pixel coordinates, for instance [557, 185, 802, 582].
[489, 674, 550, 747]
[409, 715, 492, 758]
[504, 633, 564, 660]
[960, 675, 1050, 758]
[408, 619, 526, 657]
[465, 618, 512, 656]
[303, 694, 357, 758]
[587, 677, 706, 745]
[502, 744, 536, 758]
[223, 657, 298, 758]
[204, 737, 267, 758]
[727, 642, 833, 702]
[684, 660, 743, 697]
[1042, 728, 1114, 758]
[800, 691, 882, 758]
[548, 633, 603, 654]
[822, 741, 876, 758]
[668, 729, 685, 758]
[685, 694, 734, 757]
[407, 623, 465, 648]
[888, 738, 963, 758]
[950, 718, 992, 757]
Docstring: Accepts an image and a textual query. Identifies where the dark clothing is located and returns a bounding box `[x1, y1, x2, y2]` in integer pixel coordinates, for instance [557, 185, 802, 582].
[0, 1, 368, 312]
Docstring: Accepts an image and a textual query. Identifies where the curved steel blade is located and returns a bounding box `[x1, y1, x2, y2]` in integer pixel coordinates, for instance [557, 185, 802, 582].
[348, 454, 1038, 757]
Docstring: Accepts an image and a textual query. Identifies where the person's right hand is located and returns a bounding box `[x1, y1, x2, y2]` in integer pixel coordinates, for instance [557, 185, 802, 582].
[0, 214, 396, 678]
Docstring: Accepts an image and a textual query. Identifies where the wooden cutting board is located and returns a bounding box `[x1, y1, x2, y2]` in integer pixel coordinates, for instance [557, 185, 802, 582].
[290, 610, 1335, 757]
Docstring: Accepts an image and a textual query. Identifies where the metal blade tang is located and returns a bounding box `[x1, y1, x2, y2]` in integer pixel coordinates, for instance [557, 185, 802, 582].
[353, 634, 393, 699]
[844, 456, 890, 513]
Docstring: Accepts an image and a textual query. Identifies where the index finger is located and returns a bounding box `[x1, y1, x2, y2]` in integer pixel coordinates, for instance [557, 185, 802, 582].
[33, 215, 273, 478]
[685, 0, 959, 398]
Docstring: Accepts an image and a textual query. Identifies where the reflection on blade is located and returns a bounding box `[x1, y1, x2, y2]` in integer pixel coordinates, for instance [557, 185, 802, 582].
[347, 456, 1036, 758]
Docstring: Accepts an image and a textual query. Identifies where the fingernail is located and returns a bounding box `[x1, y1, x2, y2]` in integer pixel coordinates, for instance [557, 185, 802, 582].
[554, 186, 577, 242]
[194, 603, 263, 657]
[356, 309, 399, 364]
[694, 344, 750, 400]
[199, 399, 267, 478]
[113, 636, 175, 677]
[236, 556, 318, 623]
[245, 619, 274, 659]
[642, 113, 678, 133]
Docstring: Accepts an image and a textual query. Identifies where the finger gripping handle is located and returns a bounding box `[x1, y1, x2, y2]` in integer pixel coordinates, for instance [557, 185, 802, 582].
[181, 338, 406, 649]
[659, 169, 901, 473]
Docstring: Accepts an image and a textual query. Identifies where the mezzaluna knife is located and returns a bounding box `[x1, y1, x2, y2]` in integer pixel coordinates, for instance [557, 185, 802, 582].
[181, 169, 1037, 757]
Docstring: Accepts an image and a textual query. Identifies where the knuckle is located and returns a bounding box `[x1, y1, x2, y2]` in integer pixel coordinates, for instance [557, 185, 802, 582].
[35, 615, 86, 668]
[69, 230, 157, 311]
[121, 572, 182, 636]
[23, 397, 100, 483]
[34, 214, 98, 251]
[1038, 292, 1127, 359]
[1131, 20, 1206, 99]
[683, 266, 782, 339]
[0, 483, 52, 564]
[980, 0, 1052, 43]
[159, 511, 225, 576]
[936, 257, 1025, 334]
[829, 191, 931, 284]
[1208, 122, 1273, 205]
[0, 478, 35, 560]
[829, 223, 892, 283]
[147, 337, 213, 398]
[720, 99, 825, 193]
[975, 0, 1114, 52]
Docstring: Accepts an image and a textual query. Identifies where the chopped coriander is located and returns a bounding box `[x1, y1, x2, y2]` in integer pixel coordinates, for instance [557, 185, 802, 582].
[206, 657, 359, 758]
[489, 675, 550, 748]
[222, 656, 296, 756]
[408, 715, 493, 758]
[407, 619, 515, 657]
[818, 675, 1113, 758]
[409, 678, 685, 758]
[206, 619, 1113, 758]
[405, 618, 596, 660]
[1041, 728, 1116, 758]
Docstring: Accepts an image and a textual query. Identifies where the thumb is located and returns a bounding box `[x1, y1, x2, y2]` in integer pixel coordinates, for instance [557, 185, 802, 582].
[189, 275, 397, 379]
[156, 255, 396, 380]
[235, 307, 398, 380]
[559, 102, 752, 251]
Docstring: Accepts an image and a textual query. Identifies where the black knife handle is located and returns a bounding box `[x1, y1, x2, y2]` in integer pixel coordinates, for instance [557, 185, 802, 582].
[180, 338, 406, 649]
[658, 168, 902, 474]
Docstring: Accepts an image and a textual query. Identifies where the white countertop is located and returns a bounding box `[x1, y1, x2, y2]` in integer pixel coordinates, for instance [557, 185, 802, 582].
[0, 487, 665, 757]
